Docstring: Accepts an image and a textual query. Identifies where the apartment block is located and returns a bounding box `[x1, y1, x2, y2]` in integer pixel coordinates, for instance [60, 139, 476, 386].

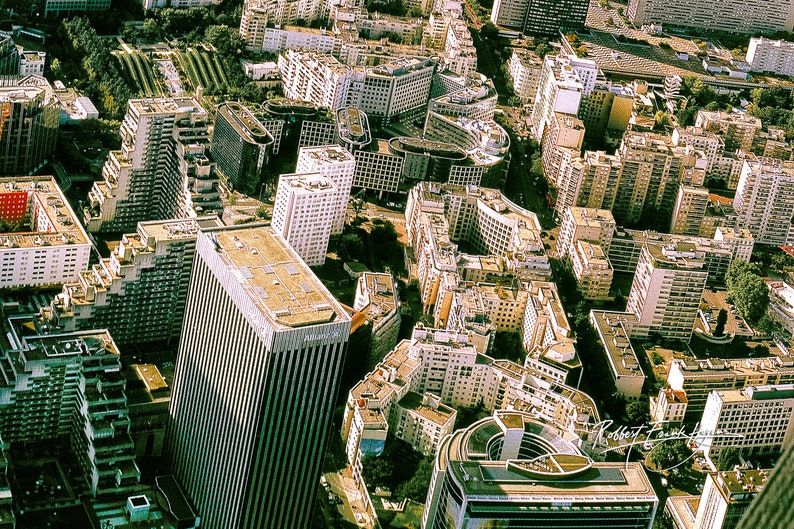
[0, 177, 91, 289]
[733, 156, 794, 245]
[700, 384, 794, 460]
[671, 184, 710, 236]
[556, 206, 615, 259]
[0, 76, 59, 175]
[590, 310, 646, 399]
[424, 411, 657, 529]
[696, 111, 762, 153]
[168, 225, 351, 529]
[625, 242, 709, 341]
[608, 227, 750, 286]
[295, 145, 355, 235]
[210, 102, 273, 195]
[43, 0, 111, 14]
[272, 173, 337, 266]
[666, 356, 794, 421]
[342, 327, 600, 473]
[542, 112, 584, 188]
[571, 239, 613, 301]
[650, 388, 687, 426]
[522, 281, 580, 384]
[747, 37, 794, 76]
[491, 0, 590, 36]
[507, 48, 543, 102]
[360, 57, 435, 125]
[279, 50, 362, 112]
[42, 217, 221, 345]
[626, 0, 794, 34]
[354, 272, 401, 368]
[531, 54, 597, 141]
[85, 98, 222, 233]
[1, 326, 140, 496]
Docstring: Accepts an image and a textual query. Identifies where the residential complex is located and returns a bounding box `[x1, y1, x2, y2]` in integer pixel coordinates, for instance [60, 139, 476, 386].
[210, 102, 273, 195]
[531, 54, 597, 142]
[0, 176, 91, 290]
[353, 272, 401, 368]
[423, 411, 657, 529]
[342, 327, 599, 477]
[41, 217, 222, 345]
[0, 326, 140, 496]
[747, 37, 794, 76]
[625, 242, 709, 341]
[556, 206, 615, 259]
[733, 156, 794, 245]
[272, 173, 337, 266]
[700, 384, 794, 461]
[626, 0, 794, 34]
[85, 98, 222, 233]
[168, 224, 351, 529]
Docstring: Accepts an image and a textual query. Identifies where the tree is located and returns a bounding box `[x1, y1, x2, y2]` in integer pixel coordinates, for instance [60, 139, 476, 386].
[654, 111, 671, 131]
[626, 400, 650, 427]
[142, 18, 159, 40]
[716, 447, 741, 471]
[396, 457, 433, 500]
[649, 439, 691, 469]
[361, 455, 394, 489]
[714, 309, 728, 336]
[205, 25, 243, 57]
[339, 233, 365, 261]
[480, 22, 500, 40]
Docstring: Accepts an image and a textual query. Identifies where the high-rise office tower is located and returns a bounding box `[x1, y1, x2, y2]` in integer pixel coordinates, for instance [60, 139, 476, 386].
[168, 224, 352, 529]
[295, 145, 356, 235]
[211, 102, 273, 195]
[0, 76, 59, 175]
[272, 173, 337, 266]
[491, 0, 589, 37]
[735, 443, 794, 529]
[85, 98, 222, 233]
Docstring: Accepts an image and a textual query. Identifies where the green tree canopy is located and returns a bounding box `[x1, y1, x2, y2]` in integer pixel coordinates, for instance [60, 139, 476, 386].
[626, 400, 650, 427]
[726, 261, 769, 323]
[649, 439, 691, 469]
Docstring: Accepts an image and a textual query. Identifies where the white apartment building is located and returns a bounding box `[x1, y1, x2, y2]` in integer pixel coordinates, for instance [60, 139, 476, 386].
[354, 272, 401, 367]
[767, 280, 794, 339]
[700, 385, 794, 461]
[240, 0, 270, 51]
[144, 0, 218, 7]
[295, 145, 356, 235]
[168, 225, 351, 529]
[272, 173, 337, 266]
[733, 157, 794, 245]
[650, 388, 687, 426]
[261, 26, 340, 55]
[42, 217, 222, 345]
[590, 310, 646, 399]
[508, 48, 543, 102]
[278, 50, 362, 111]
[571, 239, 613, 301]
[667, 356, 794, 421]
[671, 126, 724, 172]
[521, 281, 579, 384]
[747, 37, 794, 75]
[360, 57, 435, 124]
[0, 177, 90, 289]
[627, 0, 794, 34]
[531, 54, 598, 141]
[626, 242, 709, 341]
[671, 184, 710, 236]
[85, 98, 221, 233]
[556, 206, 615, 259]
[713, 226, 754, 263]
[342, 326, 599, 471]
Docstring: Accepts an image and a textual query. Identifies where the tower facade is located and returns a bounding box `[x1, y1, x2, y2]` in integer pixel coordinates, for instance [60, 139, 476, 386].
[168, 224, 351, 529]
[295, 145, 356, 235]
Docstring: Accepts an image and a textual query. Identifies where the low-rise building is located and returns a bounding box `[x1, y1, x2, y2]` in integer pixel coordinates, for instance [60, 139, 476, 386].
[650, 388, 688, 427]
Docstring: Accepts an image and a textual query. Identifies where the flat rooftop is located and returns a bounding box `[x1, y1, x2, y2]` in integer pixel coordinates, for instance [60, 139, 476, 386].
[138, 216, 222, 244]
[299, 145, 355, 165]
[217, 101, 273, 145]
[590, 310, 644, 378]
[129, 97, 205, 116]
[0, 176, 89, 248]
[208, 225, 348, 328]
